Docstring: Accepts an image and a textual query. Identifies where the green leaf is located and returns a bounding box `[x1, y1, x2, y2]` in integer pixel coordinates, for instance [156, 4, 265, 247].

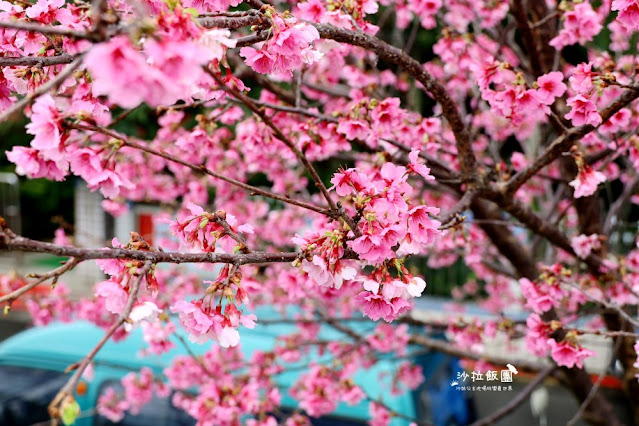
[183, 7, 199, 17]
[61, 399, 80, 425]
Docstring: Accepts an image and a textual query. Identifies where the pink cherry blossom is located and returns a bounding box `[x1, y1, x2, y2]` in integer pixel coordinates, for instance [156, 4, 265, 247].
[535, 71, 567, 105]
[565, 95, 602, 126]
[549, 3, 602, 49]
[407, 150, 435, 180]
[124, 301, 162, 332]
[97, 387, 129, 422]
[569, 166, 606, 198]
[25, 94, 63, 156]
[519, 277, 561, 314]
[612, 0, 639, 30]
[571, 234, 601, 259]
[547, 338, 596, 369]
[525, 313, 552, 356]
[170, 300, 214, 341]
[369, 402, 391, 426]
[95, 279, 128, 314]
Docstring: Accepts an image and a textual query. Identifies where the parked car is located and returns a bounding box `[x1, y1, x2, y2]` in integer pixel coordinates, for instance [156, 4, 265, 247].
[0, 311, 475, 426]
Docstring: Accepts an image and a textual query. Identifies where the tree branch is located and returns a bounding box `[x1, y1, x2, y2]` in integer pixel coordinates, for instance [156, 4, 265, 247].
[0, 55, 84, 123]
[205, 68, 361, 233]
[0, 257, 81, 305]
[0, 231, 306, 265]
[0, 54, 76, 67]
[48, 263, 149, 423]
[502, 86, 639, 195]
[0, 20, 100, 40]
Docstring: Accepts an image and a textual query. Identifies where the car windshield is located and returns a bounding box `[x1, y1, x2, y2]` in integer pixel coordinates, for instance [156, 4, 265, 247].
[0, 365, 67, 426]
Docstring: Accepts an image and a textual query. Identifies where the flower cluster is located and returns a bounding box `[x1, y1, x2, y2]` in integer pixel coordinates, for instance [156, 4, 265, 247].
[477, 66, 567, 126]
[85, 33, 212, 108]
[289, 363, 365, 417]
[549, 3, 603, 50]
[240, 11, 321, 76]
[171, 265, 255, 347]
[168, 203, 254, 253]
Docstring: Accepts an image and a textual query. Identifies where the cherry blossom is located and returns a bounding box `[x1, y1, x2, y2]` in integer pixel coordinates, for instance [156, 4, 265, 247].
[547, 338, 596, 369]
[569, 165, 607, 198]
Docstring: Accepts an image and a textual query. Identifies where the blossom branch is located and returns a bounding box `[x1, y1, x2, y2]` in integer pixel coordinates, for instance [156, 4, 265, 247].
[509, 0, 546, 77]
[309, 23, 477, 180]
[0, 55, 84, 123]
[196, 11, 268, 30]
[0, 54, 76, 67]
[242, 2, 477, 180]
[0, 230, 306, 265]
[242, 99, 460, 183]
[491, 194, 605, 271]
[502, 86, 639, 195]
[437, 190, 477, 228]
[0, 257, 80, 306]
[47, 262, 150, 423]
[206, 68, 361, 233]
[211, 212, 249, 249]
[70, 123, 331, 216]
[0, 19, 101, 40]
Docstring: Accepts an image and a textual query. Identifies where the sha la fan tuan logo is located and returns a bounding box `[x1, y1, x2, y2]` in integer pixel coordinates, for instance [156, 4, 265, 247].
[451, 364, 518, 391]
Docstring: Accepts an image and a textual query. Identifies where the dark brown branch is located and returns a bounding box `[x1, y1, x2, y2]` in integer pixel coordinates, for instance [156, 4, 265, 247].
[509, 0, 545, 76]
[491, 194, 605, 271]
[311, 23, 477, 180]
[241, 2, 477, 179]
[437, 190, 476, 228]
[0, 258, 81, 305]
[205, 69, 356, 230]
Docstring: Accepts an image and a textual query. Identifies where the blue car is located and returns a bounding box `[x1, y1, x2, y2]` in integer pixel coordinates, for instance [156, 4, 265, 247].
[0, 314, 475, 426]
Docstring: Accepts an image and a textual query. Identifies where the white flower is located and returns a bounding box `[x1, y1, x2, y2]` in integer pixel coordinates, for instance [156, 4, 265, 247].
[125, 301, 162, 332]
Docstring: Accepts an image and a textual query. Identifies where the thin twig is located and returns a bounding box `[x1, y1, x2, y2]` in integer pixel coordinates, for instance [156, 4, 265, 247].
[47, 263, 150, 422]
[0, 20, 99, 40]
[0, 258, 80, 305]
[205, 68, 363, 234]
